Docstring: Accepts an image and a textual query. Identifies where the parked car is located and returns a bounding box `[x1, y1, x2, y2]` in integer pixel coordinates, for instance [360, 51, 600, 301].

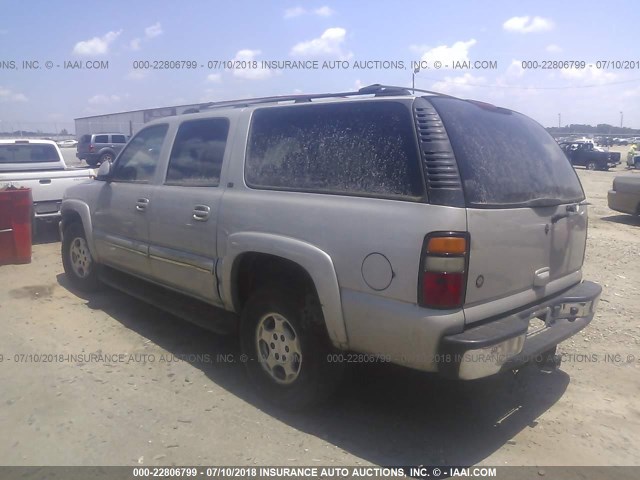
[0, 139, 94, 233]
[57, 139, 78, 148]
[76, 133, 128, 167]
[608, 175, 640, 216]
[559, 141, 621, 170]
[60, 85, 601, 409]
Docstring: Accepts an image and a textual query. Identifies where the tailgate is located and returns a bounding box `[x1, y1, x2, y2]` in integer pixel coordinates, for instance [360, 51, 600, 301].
[428, 97, 587, 324]
[465, 204, 586, 321]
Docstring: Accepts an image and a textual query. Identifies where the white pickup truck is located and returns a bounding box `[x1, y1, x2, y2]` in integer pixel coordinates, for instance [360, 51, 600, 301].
[0, 139, 94, 231]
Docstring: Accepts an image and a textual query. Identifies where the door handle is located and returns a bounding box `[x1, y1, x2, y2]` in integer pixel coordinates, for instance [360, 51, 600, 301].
[533, 267, 550, 287]
[39, 179, 51, 184]
[192, 205, 211, 221]
[135, 198, 150, 212]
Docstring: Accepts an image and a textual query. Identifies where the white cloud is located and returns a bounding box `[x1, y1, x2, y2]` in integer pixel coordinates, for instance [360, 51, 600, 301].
[130, 38, 141, 51]
[0, 86, 27, 102]
[559, 66, 617, 84]
[284, 6, 306, 18]
[88, 94, 121, 105]
[290, 27, 352, 59]
[73, 30, 122, 55]
[145, 22, 163, 39]
[546, 44, 562, 53]
[431, 73, 486, 93]
[126, 70, 146, 80]
[314, 6, 334, 17]
[622, 86, 640, 98]
[285, 6, 335, 18]
[506, 59, 525, 77]
[206, 73, 222, 83]
[232, 50, 272, 80]
[503, 16, 554, 33]
[413, 39, 476, 68]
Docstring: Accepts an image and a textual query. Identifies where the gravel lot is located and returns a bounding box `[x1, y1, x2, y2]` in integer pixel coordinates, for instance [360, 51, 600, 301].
[0, 152, 638, 467]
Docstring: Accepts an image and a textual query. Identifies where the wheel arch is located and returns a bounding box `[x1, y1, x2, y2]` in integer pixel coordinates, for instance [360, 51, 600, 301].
[60, 200, 98, 261]
[221, 232, 348, 349]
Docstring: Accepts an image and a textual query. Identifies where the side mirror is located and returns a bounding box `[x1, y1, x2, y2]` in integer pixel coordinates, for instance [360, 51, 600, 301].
[96, 161, 112, 181]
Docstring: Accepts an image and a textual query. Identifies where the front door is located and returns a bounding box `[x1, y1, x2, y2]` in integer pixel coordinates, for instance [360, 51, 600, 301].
[93, 124, 169, 278]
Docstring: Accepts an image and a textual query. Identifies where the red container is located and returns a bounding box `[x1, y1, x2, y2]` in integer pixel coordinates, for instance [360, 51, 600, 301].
[0, 188, 33, 265]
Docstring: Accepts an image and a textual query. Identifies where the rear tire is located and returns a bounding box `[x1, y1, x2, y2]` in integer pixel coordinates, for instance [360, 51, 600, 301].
[240, 286, 343, 410]
[62, 222, 100, 292]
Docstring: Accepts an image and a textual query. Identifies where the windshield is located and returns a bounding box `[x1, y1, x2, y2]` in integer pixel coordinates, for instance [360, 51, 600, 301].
[429, 97, 585, 207]
[0, 144, 60, 164]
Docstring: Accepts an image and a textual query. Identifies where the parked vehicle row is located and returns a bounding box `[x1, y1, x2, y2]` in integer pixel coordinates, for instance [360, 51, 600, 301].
[559, 140, 621, 171]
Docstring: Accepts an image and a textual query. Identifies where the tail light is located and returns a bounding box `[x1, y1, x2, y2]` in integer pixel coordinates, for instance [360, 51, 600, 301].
[89, 144, 95, 153]
[418, 232, 469, 309]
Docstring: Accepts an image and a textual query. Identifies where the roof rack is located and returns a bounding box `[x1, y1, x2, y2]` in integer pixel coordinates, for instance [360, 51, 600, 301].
[191, 84, 452, 113]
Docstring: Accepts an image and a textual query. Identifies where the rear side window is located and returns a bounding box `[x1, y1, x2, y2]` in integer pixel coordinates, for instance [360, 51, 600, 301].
[246, 102, 424, 199]
[112, 135, 127, 144]
[94, 135, 108, 143]
[0, 144, 60, 163]
[166, 118, 229, 186]
[429, 97, 584, 207]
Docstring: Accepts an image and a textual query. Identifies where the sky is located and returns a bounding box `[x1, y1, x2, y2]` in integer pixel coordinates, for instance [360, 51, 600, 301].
[1, 0, 640, 132]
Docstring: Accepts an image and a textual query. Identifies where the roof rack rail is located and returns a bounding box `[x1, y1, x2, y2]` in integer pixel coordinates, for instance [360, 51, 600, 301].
[188, 84, 454, 113]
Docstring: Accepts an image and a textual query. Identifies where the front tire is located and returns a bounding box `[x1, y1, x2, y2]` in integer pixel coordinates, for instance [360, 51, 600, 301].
[586, 161, 597, 171]
[240, 286, 343, 410]
[62, 222, 100, 292]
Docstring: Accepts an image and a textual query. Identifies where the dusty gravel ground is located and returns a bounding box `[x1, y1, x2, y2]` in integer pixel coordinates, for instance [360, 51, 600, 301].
[0, 151, 638, 467]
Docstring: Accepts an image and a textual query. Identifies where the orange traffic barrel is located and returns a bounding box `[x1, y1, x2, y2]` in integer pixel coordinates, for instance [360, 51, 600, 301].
[0, 187, 33, 265]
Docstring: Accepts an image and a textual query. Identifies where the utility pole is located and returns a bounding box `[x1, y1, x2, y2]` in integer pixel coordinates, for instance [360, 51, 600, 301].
[412, 65, 420, 94]
[558, 113, 561, 129]
[620, 111, 623, 128]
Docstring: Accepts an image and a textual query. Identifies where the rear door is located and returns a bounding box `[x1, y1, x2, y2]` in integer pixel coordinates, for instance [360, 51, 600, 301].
[147, 117, 230, 305]
[429, 97, 587, 323]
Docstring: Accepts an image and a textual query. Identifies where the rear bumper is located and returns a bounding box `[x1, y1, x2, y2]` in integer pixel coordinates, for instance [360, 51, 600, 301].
[438, 281, 601, 380]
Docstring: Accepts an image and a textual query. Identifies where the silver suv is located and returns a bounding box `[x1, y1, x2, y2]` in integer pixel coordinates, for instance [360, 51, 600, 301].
[60, 85, 601, 409]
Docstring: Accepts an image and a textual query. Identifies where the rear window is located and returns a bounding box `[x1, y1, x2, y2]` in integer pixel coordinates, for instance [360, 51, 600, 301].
[0, 144, 60, 164]
[245, 101, 424, 199]
[79, 135, 91, 144]
[429, 97, 585, 207]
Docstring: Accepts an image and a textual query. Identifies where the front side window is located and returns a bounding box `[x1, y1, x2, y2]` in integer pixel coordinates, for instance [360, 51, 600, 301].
[166, 118, 229, 186]
[245, 101, 424, 199]
[110, 124, 168, 183]
[112, 135, 127, 144]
